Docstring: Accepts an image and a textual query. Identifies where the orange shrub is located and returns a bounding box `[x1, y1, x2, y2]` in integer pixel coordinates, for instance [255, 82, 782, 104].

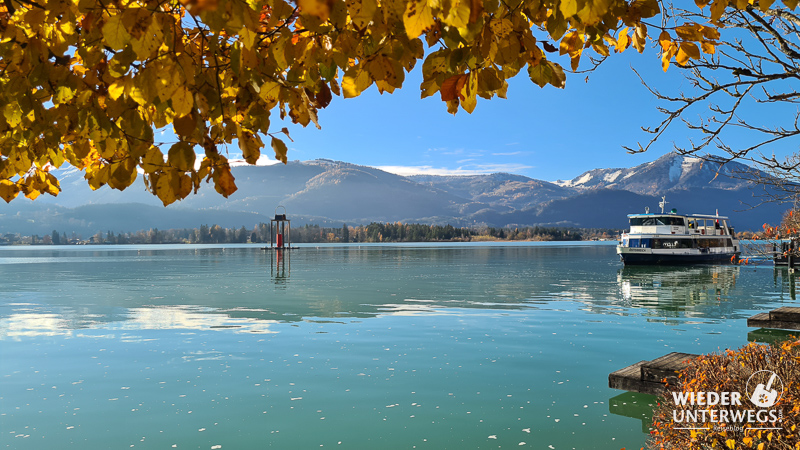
[648, 340, 800, 450]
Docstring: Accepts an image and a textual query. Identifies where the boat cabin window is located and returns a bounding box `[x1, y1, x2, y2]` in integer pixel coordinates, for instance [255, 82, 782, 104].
[627, 238, 651, 248]
[653, 239, 693, 249]
[629, 216, 685, 226]
[698, 238, 727, 248]
[689, 218, 713, 231]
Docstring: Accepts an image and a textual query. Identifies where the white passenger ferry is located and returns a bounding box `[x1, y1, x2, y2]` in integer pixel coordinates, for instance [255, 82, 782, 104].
[617, 197, 740, 265]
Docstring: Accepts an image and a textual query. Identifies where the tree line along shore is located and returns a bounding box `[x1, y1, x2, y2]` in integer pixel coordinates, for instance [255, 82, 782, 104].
[3, 223, 622, 245]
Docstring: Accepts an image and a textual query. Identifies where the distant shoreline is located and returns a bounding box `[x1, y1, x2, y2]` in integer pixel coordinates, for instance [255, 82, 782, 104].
[2, 222, 623, 246]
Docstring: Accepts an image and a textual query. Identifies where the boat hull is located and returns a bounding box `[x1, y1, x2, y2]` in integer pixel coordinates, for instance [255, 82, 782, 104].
[618, 249, 739, 265]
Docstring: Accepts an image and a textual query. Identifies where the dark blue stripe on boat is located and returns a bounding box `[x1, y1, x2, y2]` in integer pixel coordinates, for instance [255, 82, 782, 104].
[620, 252, 739, 265]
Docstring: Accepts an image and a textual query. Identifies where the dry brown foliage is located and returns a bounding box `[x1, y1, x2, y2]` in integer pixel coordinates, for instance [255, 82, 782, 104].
[649, 340, 800, 450]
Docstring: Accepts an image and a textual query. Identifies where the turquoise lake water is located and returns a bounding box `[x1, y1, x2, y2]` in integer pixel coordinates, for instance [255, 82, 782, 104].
[0, 243, 795, 449]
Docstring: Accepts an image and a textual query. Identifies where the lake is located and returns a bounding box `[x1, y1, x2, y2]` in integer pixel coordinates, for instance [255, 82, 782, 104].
[0, 243, 794, 449]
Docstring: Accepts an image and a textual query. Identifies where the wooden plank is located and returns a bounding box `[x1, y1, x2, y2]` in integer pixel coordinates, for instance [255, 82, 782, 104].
[747, 312, 771, 328]
[748, 311, 800, 330]
[609, 360, 647, 393]
[610, 353, 698, 395]
[641, 352, 697, 385]
[770, 307, 800, 323]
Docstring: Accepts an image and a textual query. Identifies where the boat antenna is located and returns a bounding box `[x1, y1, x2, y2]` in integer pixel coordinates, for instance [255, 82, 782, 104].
[659, 196, 668, 214]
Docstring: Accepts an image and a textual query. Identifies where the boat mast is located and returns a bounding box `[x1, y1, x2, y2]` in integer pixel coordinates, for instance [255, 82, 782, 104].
[659, 196, 668, 214]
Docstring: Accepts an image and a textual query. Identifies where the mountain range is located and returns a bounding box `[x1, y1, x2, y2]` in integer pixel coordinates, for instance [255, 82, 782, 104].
[0, 153, 787, 236]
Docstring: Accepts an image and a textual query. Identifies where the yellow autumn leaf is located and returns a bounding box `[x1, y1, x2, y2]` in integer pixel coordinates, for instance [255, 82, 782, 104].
[172, 172, 193, 200]
[630, 0, 660, 18]
[662, 43, 677, 71]
[154, 172, 178, 206]
[676, 24, 703, 41]
[240, 27, 257, 50]
[559, 31, 582, 56]
[658, 30, 671, 51]
[142, 147, 165, 173]
[615, 28, 630, 53]
[173, 114, 196, 137]
[443, 0, 470, 28]
[109, 80, 125, 100]
[167, 142, 196, 172]
[271, 136, 288, 163]
[171, 87, 193, 117]
[677, 42, 700, 64]
[560, 0, 578, 17]
[404, 0, 434, 39]
[528, 61, 565, 89]
[460, 72, 478, 113]
[0, 180, 20, 203]
[238, 129, 263, 165]
[710, 0, 727, 22]
[55, 86, 75, 105]
[4, 103, 22, 128]
[102, 15, 132, 51]
[348, 0, 378, 29]
[43, 172, 61, 196]
[592, 42, 610, 57]
[23, 186, 41, 200]
[702, 25, 721, 40]
[528, 60, 551, 88]
[214, 166, 238, 197]
[701, 41, 716, 54]
[298, 0, 331, 21]
[632, 24, 647, 53]
[342, 69, 372, 98]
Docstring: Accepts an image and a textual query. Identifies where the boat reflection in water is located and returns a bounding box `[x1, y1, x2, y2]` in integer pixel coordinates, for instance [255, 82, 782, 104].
[617, 265, 741, 320]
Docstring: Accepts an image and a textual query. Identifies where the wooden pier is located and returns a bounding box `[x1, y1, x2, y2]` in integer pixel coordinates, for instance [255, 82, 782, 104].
[608, 352, 697, 395]
[747, 307, 800, 331]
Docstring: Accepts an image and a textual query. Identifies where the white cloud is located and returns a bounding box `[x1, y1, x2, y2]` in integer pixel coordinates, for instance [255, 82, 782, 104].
[375, 163, 533, 176]
[225, 155, 283, 168]
[492, 151, 522, 156]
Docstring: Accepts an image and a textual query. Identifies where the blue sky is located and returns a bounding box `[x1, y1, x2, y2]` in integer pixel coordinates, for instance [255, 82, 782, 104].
[277, 50, 680, 181]
[191, 40, 797, 182]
